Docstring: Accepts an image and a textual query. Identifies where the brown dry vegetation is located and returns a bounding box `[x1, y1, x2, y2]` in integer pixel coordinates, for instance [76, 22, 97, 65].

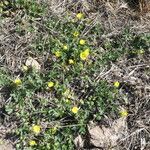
[0, 0, 150, 150]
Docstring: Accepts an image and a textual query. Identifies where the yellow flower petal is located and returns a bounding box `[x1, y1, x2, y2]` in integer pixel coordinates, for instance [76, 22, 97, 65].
[54, 51, 61, 57]
[73, 31, 79, 37]
[120, 109, 128, 117]
[71, 106, 79, 114]
[47, 81, 54, 88]
[80, 49, 90, 60]
[79, 39, 86, 45]
[138, 49, 145, 54]
[29, 140, 37, 146]
[32, 125, 41, 134]
[14, 78, 22, 86]
[68, 59, 74, 64]
[76, 13, 84, 20]
[114, 81, 120, 88]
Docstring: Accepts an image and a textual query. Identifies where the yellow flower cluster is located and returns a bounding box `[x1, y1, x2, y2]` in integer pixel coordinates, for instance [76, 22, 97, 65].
[52, 12, 91, 69]
[80, 49, 90, 60]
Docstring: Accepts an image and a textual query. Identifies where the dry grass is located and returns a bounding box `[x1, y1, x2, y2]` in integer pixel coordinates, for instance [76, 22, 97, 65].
[0, 0, 150, 149]
[103, 52, 150, 149]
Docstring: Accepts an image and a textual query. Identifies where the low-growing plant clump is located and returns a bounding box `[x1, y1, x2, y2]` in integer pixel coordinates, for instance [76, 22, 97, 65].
[0, 0, 150, 150]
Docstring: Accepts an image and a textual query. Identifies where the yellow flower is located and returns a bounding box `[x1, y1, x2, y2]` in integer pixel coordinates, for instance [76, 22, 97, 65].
[29, 140, 37, 146]
[80, 49, 90, 60]
[71, 106, 79, 114]
[79, 39, 86, 45]
[138, 49, 144, 54]
[73, 31, 79, 37]
[22, 65, 28, 72]
[63, 45, 68, 50]
[32, 125, 41, 134]
[47, 81, 54, 88]
[14, 78, 22, 86]
[114, 81, 120, 88]
[76, 13, 84, 20]
[68, 59, 74, 64]
[54, 51, 61, 57]
[120, 109, 128, 117]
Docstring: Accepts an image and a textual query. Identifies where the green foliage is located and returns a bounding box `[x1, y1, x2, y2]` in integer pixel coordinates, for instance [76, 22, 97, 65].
[0, 68, 11, 86]
[1, 1, 150, 150]
[4, 67, 116, 149]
